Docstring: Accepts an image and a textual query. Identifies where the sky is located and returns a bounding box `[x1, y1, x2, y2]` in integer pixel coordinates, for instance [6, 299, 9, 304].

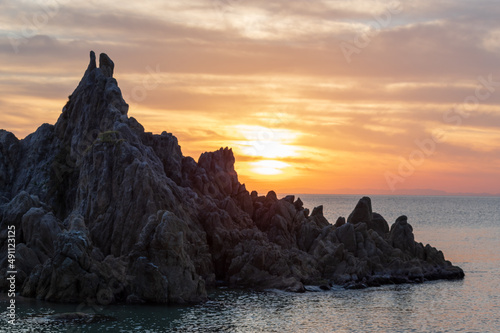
[1, 0, 499, 195]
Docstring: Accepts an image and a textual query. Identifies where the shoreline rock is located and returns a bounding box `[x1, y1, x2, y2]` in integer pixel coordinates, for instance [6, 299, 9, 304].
[0, 51, 464, 305]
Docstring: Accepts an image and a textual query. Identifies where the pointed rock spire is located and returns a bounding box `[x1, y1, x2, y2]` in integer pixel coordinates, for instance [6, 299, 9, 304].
[99, 53, 114, 77]
[88, 50, 97, 71]
[54, 50, 128, 163]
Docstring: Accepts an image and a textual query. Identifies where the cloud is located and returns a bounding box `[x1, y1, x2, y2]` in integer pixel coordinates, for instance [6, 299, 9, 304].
[1, 0, 500, 193]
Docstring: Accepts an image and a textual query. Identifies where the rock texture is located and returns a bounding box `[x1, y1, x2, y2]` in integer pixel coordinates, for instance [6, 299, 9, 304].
[0, 52, 464, 305]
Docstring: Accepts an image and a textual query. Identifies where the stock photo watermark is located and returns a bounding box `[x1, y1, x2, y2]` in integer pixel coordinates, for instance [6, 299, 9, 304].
[7, 0, 70, 54]
[5, 225, 17, 326]
[212, 0, 289, 38]
[385, 74, 500, 191]
[340, 1, 403, 64]
[121, 64, 162, 105]
[247, 109, 288, 157]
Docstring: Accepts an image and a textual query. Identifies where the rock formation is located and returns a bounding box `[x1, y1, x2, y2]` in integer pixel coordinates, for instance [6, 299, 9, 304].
[0, 52, 464, 305]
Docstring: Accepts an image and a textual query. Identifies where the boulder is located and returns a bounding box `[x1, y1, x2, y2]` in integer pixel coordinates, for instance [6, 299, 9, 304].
[389, 215, 416, 255]
[347, 196, 372, 224]
[294, 197, 304, 210]
[334, 216, 346, 228]
[128, 257, 169, 303]
[311, 205, 323, 217]
[335, 223, 356, 253]
[368, 212, 390, 236]
[21, 208, 62, 260]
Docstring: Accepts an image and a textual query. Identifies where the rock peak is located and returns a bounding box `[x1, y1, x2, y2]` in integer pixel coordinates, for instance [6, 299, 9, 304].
[54, 50, 128, 170]
[99, 52, 114, 78]
[0, 52, 464, 306]
[88, 50, 96, 71]
[83, 51, 114, 78]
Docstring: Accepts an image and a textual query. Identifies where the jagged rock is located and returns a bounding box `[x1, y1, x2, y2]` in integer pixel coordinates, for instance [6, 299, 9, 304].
[133, 210, 208, 304]
[0, 130, 20, 198]
[21, 208, 62, 261]
[99, 53, 114, 78]
[311, 205, 323, 217]
[128, 257, 169, 304]
[389, 215, 416, 255]
[1, 191, 42, 235]
[368, 212, 389, 236]
[297, 221, 321, 252]
[334, 216, 346, 228]
[265, 190, 278, 205]
[198, 147, 239, 197]
[335, 223, 356, 253]
[294, 197, 303, 210]
[14, 244, 41, 284]
[0, 51, 464, 305]
[347, 196, 372, 224]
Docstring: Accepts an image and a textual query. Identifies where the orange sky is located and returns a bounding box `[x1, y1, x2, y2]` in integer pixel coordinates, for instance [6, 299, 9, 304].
[1, 0, 500, 195]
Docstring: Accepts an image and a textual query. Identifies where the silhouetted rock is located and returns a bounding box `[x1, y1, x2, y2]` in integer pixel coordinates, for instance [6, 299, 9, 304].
[335, 223, 356, 253]
[0, 51, 464, 304]
[369, 212, 390, 236]
[294, 197, 303, 210]
[334, 216, 346, 228]
[311, 205, 324, 217]
[389, 215, 415, 255]
[347, 196, 372, 224]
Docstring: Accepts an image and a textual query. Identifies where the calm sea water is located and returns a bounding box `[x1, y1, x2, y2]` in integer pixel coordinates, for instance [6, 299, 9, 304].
[1, 195, 499, 333]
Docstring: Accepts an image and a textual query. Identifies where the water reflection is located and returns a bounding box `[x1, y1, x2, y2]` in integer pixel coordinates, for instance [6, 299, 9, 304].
[1, 196, 499, 332]
[166, 280, 469, 332]
[1, 271, 496, 332]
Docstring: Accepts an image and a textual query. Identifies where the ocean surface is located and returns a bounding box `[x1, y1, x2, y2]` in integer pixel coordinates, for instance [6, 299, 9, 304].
[1, 195, 499, 332]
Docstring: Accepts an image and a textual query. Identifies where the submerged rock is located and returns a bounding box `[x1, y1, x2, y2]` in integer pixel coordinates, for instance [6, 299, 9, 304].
[0, 52, 464, 304]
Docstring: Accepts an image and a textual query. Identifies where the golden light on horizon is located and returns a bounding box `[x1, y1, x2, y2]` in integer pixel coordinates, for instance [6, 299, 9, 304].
[232, 125, 301, 158]
[230, 124, 301, 176]
[1, 0, 499, 195]
[250, 160, 290, 175]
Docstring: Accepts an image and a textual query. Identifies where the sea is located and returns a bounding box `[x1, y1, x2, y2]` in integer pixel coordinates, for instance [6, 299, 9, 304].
[1, 195, 499, 333]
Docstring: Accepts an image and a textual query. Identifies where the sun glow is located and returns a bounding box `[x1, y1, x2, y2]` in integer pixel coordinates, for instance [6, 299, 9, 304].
[250, 160, 290, 175]
[233, 125, 300, 157]
[231, 125, 301, 176]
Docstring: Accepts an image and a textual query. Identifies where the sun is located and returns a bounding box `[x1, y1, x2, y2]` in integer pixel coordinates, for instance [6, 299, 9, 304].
[250, 160, 290, 175]
[231, 125, 301, 176]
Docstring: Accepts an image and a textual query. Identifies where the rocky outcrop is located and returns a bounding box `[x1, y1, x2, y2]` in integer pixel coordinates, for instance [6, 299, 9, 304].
[0, 52, 464, 305]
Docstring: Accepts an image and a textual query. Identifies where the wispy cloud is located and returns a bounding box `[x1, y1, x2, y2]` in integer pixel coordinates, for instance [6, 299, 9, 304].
[1, 0, 499, 194]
